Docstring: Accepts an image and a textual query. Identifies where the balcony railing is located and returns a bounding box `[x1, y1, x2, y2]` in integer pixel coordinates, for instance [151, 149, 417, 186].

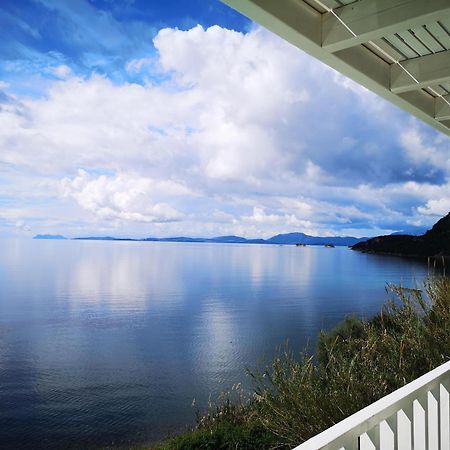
[293, 360, 450, 450]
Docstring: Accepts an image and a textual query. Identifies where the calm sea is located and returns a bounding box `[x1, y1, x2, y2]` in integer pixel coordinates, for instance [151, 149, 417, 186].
[0, 239, 428, 449]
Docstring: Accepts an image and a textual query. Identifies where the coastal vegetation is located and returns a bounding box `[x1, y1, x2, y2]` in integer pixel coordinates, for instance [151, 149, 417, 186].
[155, 275, 450, 450]
[352, 212, 450, 257]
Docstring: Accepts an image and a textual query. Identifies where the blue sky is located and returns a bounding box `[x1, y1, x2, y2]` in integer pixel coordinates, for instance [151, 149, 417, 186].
[1, 0, 450, 239]
[0, 0, 249, 93]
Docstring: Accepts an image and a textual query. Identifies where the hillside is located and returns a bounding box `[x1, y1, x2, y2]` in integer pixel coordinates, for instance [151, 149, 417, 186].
[352, 213, 450, 257]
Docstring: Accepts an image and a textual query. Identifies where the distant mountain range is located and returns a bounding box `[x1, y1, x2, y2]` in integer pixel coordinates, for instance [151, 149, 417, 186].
[35, 219, 446, 256]
[34, 232, 369, 246]
[265, 232, 367, 246]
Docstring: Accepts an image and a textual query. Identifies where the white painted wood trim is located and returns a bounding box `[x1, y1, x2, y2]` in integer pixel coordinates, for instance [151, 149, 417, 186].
[292, 360, 450, 450]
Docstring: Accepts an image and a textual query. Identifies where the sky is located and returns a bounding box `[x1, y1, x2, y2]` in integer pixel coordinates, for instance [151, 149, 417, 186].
[1, 1, 450, 239]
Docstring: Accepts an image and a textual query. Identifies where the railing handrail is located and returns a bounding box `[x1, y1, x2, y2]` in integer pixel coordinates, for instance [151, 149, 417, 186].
[293, 359, 450, 450]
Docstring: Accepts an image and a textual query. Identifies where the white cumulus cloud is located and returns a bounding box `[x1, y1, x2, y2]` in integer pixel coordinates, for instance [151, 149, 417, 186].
[1, 25, 450, 237]
[61, 170, 185, 223]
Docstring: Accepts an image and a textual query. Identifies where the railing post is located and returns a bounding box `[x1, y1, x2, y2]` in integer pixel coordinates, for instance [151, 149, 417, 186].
[386, 414, 398, 450]
[412, 400, 425, 450]
[428, 386, 440, 449]
[397, 408, 412, 450]
[440, 379, 450, 450]
[380, 419, 396, 450]
[360, 432, 375, 449]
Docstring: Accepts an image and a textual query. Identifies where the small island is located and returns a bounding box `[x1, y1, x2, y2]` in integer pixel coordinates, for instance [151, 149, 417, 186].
[33, 234, 67, 240]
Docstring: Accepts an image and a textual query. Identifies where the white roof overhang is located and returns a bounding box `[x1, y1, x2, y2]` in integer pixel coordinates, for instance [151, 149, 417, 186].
[221, 0, 450, 136]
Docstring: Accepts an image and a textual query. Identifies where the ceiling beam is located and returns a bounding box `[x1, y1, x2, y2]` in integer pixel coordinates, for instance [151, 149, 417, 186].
[322, 0, 450, 53]
[391, 50, 450, 94]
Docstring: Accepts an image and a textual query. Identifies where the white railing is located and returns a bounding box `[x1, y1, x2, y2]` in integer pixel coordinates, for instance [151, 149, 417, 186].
[293, 360, 450, 450]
